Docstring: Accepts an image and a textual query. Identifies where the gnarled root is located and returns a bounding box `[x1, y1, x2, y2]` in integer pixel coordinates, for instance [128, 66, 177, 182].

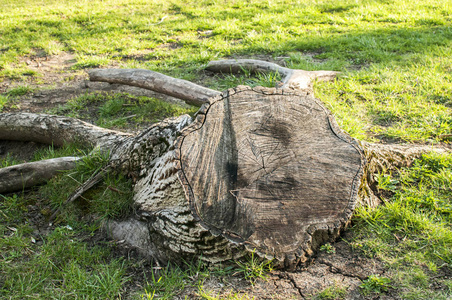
[88, 68, 220, 106]
[205, 59, 339, 91]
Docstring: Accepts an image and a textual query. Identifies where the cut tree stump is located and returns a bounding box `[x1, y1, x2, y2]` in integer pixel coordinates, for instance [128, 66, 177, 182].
[176, 86, 363, 265]
[1, 59, 449, 269]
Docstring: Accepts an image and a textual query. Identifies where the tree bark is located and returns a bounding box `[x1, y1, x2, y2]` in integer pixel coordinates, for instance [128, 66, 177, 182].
[88, 68, 220, 106]
[1, 61, 450, 269]
[0, 157, 80, 193]
[0, 112, 130, 149]
[206, 59, 339, 91]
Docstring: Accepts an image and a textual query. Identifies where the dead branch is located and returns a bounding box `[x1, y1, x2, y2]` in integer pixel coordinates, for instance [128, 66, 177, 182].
[88, 68, 221, 106]
[0, 113, 131, 149]
[0, 156, 81, 193]
[205, 59, 339, 91]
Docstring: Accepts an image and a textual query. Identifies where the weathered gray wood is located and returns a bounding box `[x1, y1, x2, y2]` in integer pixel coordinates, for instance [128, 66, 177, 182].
[0, 113, 130, 149]
[0, 113, 129, 195]
[89, 69, 221, 106]
[0, 157, 80, 193]
[175, 86, 364, 266]
[206, 59, 339, 90]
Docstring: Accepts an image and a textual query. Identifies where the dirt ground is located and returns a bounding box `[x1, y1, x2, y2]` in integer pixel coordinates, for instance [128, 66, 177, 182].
[1, 52, 397, 299]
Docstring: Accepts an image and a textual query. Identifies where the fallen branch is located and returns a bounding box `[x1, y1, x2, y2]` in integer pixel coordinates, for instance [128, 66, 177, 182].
[206, 59, 339, 90]
[0, 113, 131, 149]
[0, 157, 81, 193]
[89, 68, 221, 106]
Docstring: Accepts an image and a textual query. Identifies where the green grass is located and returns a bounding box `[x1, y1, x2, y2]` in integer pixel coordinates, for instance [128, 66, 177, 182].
[1, 0, 450, 142]
[235, 249, 274, 284]
[359, 275, 392, 296]
[6, 85, 33, 97]
[0, 185, 130, 299]
[314, 283, 348, 300]
[32, 141, 91, 161]
[49, 92, 197, 130]
[351, 152, 452, 299]
[0, 147, 134, 299]
[0, 215, 129, 299]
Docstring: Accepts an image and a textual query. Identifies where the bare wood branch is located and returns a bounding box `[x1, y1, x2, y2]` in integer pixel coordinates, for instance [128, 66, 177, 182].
[88, 69, 221, 106]
[0, 157, 80, 193]
[0, 113, 131, 149]
[206, 59, 339, 90]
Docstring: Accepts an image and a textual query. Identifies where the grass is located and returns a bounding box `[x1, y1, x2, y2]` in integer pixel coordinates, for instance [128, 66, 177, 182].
[0, 147, 134, 299]
[314, 283, 348, 300]
[235, 249, 274, 284]
[359, 275, 392, 296]
[6, 85, 33, 97]
[351, 153, 452, 299]
[48, 91, 198, 130]
[0, 0, 450, 142]
[0, 217, 129, 299]
[0, 0, 451, 298]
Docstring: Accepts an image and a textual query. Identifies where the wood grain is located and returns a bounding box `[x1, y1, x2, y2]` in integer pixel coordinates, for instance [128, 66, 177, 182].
[177, 86, 364, 264]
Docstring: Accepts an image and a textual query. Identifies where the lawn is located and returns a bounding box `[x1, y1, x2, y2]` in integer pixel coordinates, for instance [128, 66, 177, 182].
[0, 0, 451, 299]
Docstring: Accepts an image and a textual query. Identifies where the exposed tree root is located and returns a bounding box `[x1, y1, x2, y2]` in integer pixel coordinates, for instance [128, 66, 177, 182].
[359, 142, 450, 207]
[206, 59, 339, 91]
[0, 112, 130, 149]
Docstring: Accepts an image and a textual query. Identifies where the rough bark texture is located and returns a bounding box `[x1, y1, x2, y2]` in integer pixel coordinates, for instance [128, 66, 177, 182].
[206, 59, 339, 91]
[0, 113, 130, 149]
[107, 115, 243, 265]
[89, 69, 221, 106]
[0, 157, 80, 193]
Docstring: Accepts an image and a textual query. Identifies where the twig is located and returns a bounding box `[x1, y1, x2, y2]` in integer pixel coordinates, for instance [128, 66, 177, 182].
[150, 16, 168, 26]
[107, 185, 124, 194]
[49, 166, 110, 221]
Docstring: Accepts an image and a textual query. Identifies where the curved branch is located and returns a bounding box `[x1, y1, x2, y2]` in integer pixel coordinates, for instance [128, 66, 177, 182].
[88, 69, 221, 106]
[206, 59, 339, 91]
[0, 157, 80, 193]
[0, 113, 131, 149]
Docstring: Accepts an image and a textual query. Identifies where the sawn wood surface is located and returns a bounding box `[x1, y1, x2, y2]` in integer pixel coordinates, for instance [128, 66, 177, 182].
[176, 86, 364, 261]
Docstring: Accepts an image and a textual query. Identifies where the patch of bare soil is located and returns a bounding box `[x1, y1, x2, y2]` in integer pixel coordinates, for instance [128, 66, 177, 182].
[209, 232, 389, 300]
[1, 51, 187, 115]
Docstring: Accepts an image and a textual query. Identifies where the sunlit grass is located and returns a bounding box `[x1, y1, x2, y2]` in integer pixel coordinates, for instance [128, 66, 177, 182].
[352, 153, 452, 299]
[1, 0, 450, 142]
[48, 91, 198, 130]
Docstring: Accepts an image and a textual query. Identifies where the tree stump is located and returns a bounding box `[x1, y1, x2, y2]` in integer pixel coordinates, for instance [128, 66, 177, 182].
[1, 59, 448, 269]
[175, 86, 363, 266]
